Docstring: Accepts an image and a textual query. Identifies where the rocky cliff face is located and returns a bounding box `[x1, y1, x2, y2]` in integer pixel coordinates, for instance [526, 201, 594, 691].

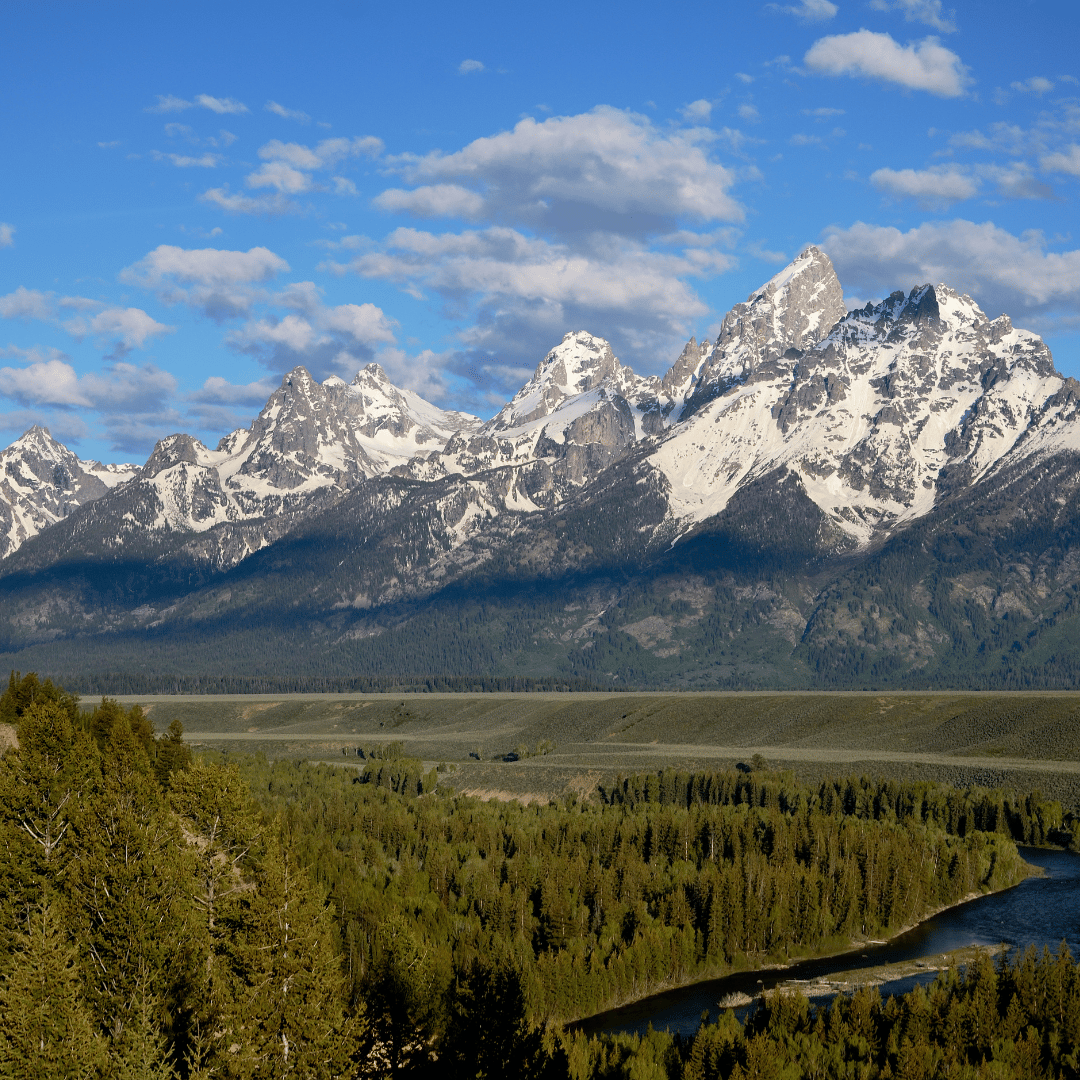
[0, 427, 135, 558]
[648, 271, 1064, 545]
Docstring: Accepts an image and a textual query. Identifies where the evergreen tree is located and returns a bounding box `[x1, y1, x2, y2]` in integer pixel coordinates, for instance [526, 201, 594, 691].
[221, 837, 357, 1079]
[0, 901, 104, 1080]
[0, 699, 98, 953]
[66, 713, 191, 1056]
[169, 760, 263, 1075]
[441, 959, 547, 1080]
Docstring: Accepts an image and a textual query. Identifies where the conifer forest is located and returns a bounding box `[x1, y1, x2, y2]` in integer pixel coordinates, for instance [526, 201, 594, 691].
[3, 672, 1080, 1078]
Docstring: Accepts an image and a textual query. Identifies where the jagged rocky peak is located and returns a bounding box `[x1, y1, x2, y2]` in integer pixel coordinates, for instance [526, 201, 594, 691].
[486, 331, 625, 431]
[669, 246, 848, 411]
[141, 433, 209, 475]
[346, 362, 481, 443]
[661, 337, 712, 395]
[745, 244, 847, 351]
[0, 425, 138, 558]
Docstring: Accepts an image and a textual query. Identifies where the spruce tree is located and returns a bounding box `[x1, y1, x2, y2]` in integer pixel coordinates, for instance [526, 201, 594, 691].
[67, 714, 191, 1056]
[221, 838, 358, 1078]
[0, 900, 104, 1080]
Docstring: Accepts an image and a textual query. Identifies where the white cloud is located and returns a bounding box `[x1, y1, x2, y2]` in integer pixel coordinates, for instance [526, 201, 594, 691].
[0, 356, 90, 407]
[373, 184, 486, 219]
[202, 136, 384, 213]
[803, 107, 845, 116]
[1011, 76, 1054, 95]
[804, 30, 970, 97]
[147, 94, 193, 113]
[191, 374, 279, 407]
[950, 122, 1030, 156]
[186, 375, 279, 430]
[821, 219, 1080, 324]
[121, 243, 290, 321]
[246, 161, 314, 194]
[200, 187, 294, 215]
[870, 165, 979, 207]
[0, 223, 13, 248]
[226, 300, 397, 380]
[735, 73, 754, 84]
[680, 99, 713, 122]
[867, 0, 956, 32]
[63, 307, 175, 353]
[123, 245, 289, 289]
[322, 303, 397, 343]
[258, 136, 383, 168]
[771, 0, 838, 20]
[0, 351, 178, 416]
[326, 224, 731, 383]
[738, 104, 760, 122]
[979, 162, 1055, 201]
[790, 133, 825, 146]
[266, 100, 311, 123]
[1041, 144, 1080, 177]
[385, 106, 743, 237]
[458, 59, 485, 74]
[0, 286, 53, 320]
[194, 94, 248, 115]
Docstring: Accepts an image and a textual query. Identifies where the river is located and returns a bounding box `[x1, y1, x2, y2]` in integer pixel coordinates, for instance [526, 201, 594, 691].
[580, 846, 1080, 1039]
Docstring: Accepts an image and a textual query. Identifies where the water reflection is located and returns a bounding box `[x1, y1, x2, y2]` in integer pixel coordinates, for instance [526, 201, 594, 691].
[582, 846, 1080, 1039]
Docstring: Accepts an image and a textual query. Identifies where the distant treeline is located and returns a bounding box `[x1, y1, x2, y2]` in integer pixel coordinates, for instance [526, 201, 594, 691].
[601, 767, 1077, 848]
[57, 671, 616, 695]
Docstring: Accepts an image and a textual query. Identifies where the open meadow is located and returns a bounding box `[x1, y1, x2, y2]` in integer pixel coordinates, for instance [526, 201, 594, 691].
[118, 690, 1080, 807]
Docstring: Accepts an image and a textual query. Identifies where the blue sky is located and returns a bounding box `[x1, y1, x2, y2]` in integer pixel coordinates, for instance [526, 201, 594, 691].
[1, 0, 1078, 462]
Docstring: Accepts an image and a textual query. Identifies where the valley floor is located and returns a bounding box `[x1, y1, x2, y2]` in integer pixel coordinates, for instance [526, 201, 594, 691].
[117, 689, 1080, 806]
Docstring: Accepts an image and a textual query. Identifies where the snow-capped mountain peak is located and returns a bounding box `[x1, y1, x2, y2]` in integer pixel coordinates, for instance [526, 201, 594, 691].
[3, 247, 1078, 585]
[485, 331, 629, 433]
[0, 425, 136, 558]
[667, 245, 848, 416]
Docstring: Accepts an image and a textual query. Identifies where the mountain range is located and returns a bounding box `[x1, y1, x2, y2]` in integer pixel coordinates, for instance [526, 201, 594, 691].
[4, 246, 1080, 692]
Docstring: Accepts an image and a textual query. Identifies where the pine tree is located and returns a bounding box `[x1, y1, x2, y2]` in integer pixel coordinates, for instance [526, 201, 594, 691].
[0, 900, 105, 1080]
[221, 838, 358, 1078]
[109, 989, 178, 1080]
[0, 699, 98, 953]
[169, 760, 263, 1074]
[66, 713, 191, 1054]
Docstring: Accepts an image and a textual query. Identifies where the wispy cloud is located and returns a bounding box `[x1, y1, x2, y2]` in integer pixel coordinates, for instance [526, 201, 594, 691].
[768, 0, 838, 21]
[867, 0, 956, 32]
[265, 100, 311, 123]
[1010, 76, 1054, 95]
[151, 151, 222, 168]
[0, 223, 14, 249]
[200, 136, 383, 214]
[146, 93, 249, 115]
[871, 165, 978, 208]
[458, 59, 485, 74]
[680, 99, 713, 122]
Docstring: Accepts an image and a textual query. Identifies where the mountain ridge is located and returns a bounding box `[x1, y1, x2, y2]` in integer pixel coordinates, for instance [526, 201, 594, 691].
[4, 245, 1080, 690]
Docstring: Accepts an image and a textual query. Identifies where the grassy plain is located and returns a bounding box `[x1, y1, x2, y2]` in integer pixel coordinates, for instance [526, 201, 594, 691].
[114, 690, 1080, 807]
